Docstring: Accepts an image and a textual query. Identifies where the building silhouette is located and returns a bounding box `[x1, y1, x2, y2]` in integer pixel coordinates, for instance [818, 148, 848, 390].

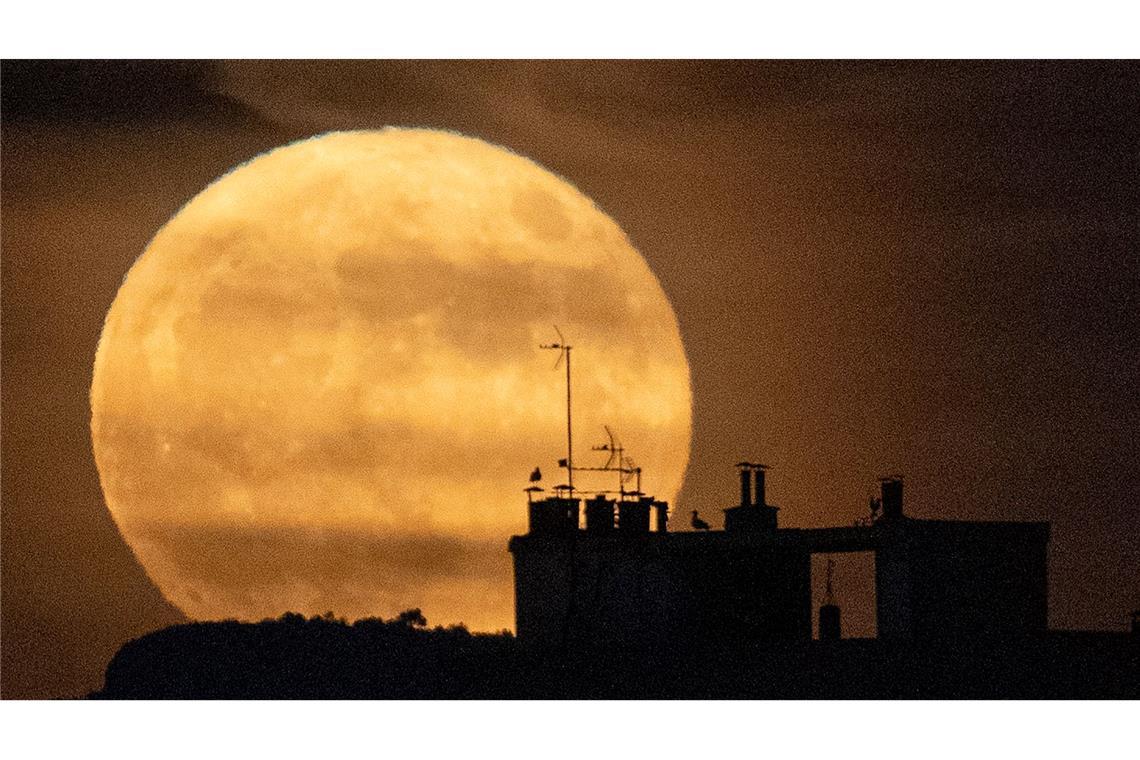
[509, 465, 1050, 652]
[93, 459, 1135, 698]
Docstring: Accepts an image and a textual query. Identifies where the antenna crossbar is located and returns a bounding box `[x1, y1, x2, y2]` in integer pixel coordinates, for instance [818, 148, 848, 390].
[540, 326, 573, 496]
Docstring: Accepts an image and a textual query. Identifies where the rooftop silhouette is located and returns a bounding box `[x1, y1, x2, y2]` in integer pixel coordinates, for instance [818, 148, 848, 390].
[92, 463, 1139, 699]
[510, 469, 1051, 650]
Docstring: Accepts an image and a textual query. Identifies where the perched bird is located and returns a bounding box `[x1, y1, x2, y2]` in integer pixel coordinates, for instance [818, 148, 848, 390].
[529, 467, 542, 483]
[691, 510, 710, 531]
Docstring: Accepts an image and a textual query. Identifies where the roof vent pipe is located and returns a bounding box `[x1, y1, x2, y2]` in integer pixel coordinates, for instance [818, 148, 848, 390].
[737, 463, 752, 508]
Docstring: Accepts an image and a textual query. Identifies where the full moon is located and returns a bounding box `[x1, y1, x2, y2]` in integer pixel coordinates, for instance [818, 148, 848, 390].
[91, 129, 691, 631]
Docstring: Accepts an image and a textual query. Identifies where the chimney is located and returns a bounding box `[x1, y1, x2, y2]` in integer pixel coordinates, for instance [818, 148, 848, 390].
[754, 467, 766, 507]
[585, 494, 615, 534]
[819, 604, 841, 641]
[881, 478, 903, 520]
[654, 501, 669, 533]
[725, 463, 778, 532]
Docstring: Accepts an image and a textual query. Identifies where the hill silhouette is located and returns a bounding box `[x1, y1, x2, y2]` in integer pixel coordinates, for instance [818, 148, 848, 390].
[91, 610, 1139, 699]
[94, 610, 526, 699]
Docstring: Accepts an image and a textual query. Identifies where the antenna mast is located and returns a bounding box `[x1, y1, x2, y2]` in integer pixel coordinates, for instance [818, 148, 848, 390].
[540, 326, 573, 496]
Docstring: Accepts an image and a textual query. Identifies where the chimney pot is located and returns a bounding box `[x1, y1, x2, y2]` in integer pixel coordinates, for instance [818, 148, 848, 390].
[881, 478, 903, 520]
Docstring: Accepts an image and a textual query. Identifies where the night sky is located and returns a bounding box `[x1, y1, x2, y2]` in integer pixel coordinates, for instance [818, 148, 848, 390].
[3, 60, 1138, 699]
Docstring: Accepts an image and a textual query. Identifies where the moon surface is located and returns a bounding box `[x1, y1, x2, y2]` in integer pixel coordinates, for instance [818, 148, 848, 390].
[91, 129, 691, 630]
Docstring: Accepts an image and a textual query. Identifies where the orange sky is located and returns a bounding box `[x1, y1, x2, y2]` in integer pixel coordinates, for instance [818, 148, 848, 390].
[3, 60, 1138, 698]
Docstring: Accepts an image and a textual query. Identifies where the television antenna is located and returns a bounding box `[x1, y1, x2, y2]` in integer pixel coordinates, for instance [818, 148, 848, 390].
[540, 326, 573, 496]
[623, 455, 643, 497]
[577, 425, 643, 499]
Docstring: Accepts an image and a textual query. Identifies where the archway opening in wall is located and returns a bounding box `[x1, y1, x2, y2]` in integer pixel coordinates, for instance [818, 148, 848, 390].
[811, 551, 877, 640]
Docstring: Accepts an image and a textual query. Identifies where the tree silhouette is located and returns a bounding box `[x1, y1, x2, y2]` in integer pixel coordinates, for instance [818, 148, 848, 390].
[396, 608, 427, 628]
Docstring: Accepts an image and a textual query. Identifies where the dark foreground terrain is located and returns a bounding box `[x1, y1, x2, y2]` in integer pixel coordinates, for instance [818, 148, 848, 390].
[93, 611, 1139, 699]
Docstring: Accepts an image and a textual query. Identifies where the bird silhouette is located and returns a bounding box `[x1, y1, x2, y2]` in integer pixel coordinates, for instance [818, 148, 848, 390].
[691, 510, 710, 531]
[529, 467, 542, 482]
